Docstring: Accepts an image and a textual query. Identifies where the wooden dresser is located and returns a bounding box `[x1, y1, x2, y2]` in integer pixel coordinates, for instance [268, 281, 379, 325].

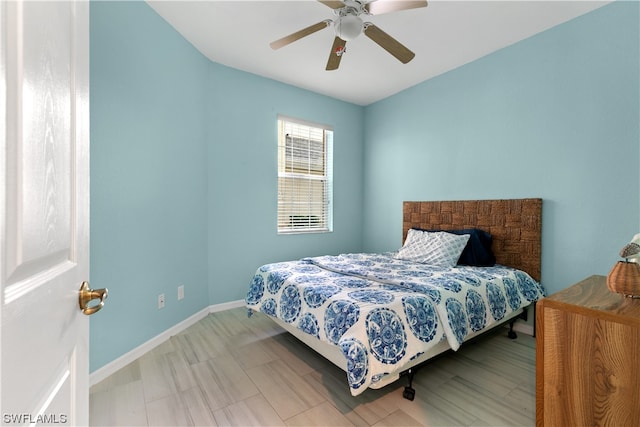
[536, 275, 640, 426]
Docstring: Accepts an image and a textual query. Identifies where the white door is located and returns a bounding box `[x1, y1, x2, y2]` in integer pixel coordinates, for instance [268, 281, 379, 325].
[1, 1, 95, 425]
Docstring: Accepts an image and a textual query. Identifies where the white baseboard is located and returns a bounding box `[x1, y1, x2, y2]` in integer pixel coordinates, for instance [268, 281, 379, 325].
[510, 321, 534, 336]
[89, 299, 246, 386]
[208, 299, 246, 313]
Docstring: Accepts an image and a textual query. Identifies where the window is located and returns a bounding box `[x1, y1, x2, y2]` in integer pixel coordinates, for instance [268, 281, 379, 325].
[277, 116, 333, 234]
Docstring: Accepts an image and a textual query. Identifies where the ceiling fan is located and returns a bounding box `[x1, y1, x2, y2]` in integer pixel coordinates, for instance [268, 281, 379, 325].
[269, 0, 428, 71]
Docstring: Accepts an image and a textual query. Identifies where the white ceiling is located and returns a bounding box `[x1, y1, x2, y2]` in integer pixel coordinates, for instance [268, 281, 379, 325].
[147, 0, 610, 106]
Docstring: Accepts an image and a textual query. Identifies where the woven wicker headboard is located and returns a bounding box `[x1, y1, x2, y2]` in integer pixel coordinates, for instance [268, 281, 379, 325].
[403, 198, 542, 281]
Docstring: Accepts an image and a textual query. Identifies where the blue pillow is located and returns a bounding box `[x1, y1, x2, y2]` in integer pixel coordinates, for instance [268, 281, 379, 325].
[413, 228, 496, 267]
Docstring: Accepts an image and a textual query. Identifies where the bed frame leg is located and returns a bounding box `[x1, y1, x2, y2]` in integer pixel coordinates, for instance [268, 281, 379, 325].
[402, 368, 416, 401]
[508, 307, 529, 339]
[508, 320, 518, 339]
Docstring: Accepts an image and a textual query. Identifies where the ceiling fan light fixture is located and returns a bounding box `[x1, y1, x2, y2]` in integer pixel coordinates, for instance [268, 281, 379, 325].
[270, 0, 425, 70]
[334, 15, 363, 41]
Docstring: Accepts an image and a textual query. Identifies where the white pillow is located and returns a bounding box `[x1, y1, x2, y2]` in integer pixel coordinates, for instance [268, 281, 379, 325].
[396, 229, 470, 267]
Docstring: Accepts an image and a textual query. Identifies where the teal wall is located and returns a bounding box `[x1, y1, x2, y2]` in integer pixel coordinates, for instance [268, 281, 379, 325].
[362, 1, 640, 294]
[90, 1, 364, 372]
[90, 1, 639, 372]
[90, 1, 211, 371]
[206, 63, 364, 305]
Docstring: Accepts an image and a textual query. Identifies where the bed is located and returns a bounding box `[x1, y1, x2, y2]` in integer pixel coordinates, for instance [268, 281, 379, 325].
[245, 198, 544, 398]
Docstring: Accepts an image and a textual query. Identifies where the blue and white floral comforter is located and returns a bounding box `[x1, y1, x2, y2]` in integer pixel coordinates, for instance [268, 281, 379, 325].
[245, 253, 545, 396]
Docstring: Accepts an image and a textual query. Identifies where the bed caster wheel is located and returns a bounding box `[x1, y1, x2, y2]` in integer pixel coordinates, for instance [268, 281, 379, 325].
[508, 330, 517, 339]
[403, 386, 415, 401]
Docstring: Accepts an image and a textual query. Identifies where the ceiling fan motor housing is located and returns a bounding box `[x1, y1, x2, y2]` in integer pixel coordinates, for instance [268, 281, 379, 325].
[270, 0, 426, 70]
[334, 14, 363, 40]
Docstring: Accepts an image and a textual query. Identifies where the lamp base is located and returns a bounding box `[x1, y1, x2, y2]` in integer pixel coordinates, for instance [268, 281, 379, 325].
[607, 261, 640, 298]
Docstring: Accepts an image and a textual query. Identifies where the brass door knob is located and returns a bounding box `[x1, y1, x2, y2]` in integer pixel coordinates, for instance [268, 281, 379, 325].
[78, 281, 108, 315]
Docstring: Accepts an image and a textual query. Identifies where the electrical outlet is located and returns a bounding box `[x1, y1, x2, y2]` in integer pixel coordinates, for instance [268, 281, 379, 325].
[178, 285, 184, 301]
[158, 293, 165, 309]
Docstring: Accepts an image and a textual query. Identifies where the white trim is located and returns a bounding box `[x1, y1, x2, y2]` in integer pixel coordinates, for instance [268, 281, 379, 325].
[208, 299, 245, 313]
[89, 300, 246, 386]
[511, 321, 534, 336]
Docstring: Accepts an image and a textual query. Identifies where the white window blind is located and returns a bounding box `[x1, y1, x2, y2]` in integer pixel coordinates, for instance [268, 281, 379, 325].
[277, 117, 333, 234]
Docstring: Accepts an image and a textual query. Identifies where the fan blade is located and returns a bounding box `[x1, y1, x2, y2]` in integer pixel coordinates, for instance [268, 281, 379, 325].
[365, 0, 427, 15]
[364, 23, 415, 64]
[317, 0, 347, 9]
[270, 20, 331, 50]
[326, 37, 347, 71]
